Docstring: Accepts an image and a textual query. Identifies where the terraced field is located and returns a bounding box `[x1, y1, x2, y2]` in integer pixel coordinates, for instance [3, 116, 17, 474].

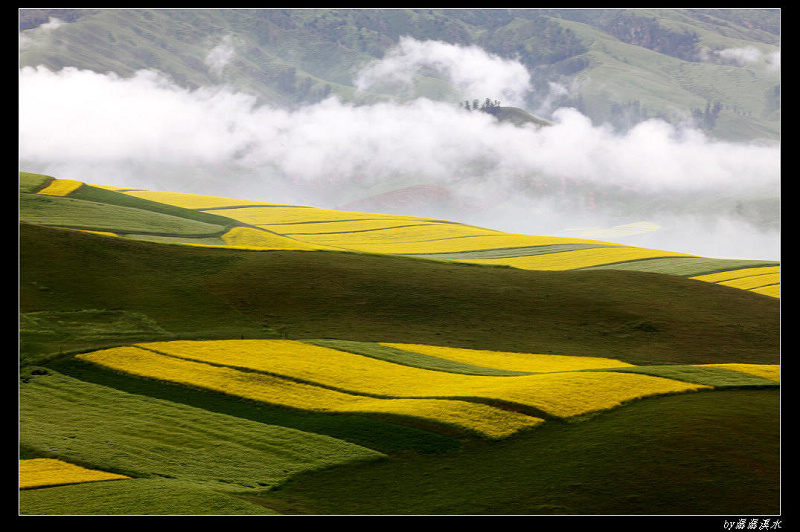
[72, 339, 778, 438]
[19, 171, 781, 514]
[23, 174, 780, 298]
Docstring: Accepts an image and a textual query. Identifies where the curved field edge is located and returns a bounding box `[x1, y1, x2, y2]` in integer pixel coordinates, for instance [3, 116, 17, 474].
[254, 388, 780, 515]
[20, 458, 131, 490]
[48, 357, 463, 454]
[19, 477, 277, 515]
[19, 172, 779, 298]
[19, 364, 779, 515]
[19, 222, 780, 366]
[19, 370, 386, 492]
[66, 339, 776, 441]
[72, 344, 549, 439]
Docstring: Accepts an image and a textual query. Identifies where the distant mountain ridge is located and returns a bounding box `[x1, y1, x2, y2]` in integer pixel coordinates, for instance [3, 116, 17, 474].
[19, 8, 779, 141]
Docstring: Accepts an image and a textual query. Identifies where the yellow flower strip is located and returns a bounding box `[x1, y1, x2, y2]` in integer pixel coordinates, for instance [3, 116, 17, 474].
[718, 273, 780, 290]
[280, 224, 514, 250]
[750, 284, 780, 298]
[202, 205, 432, 226]
[263, 218, 447, 235]
[115, 189, 274, 210]
[335, 233, 619, 255]
[380, 343, 635, 373]
[127, 340, 709, 420]
[89, 184, 132, 191]
[216, 226, 331, 251]
[20, 458, 130, 489]
[36, 179, 84, 197]
[453, 246, 694, 271]
[690, 266, 780, 283]
[76, 346, 544, 439]
[694, 364, 780, 383]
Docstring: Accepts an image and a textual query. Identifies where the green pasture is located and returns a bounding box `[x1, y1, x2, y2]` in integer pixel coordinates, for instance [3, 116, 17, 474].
[18, 170, 780, 515]
[255, 388, 779, 515]
[19, 221, 779, 366]
[20, 370, 385, 491]
[20, 478, 276, 515]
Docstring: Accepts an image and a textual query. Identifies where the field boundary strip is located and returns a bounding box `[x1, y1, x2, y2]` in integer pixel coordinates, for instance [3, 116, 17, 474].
[74, 345, 547, 439]
[19, 458, 131, 490]
[76, 340, 716, 426]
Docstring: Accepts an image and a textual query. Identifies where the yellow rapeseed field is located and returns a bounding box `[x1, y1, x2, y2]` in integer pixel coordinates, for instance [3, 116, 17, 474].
[215, 226, 330, 251]
[201, 205, 428, 226]
[335, 233, 618, 255]
[751, 284, 780, 298]
[695, 363, 780, 383]
[105, 189, 274, 210]
[71, 185, 779, 299]
[79, 340, 710, 424]
[20, 458, 130, 489]
[75, 345, 544, 438]
[690, 266, 780, 283]
[454, 246, 694, 271]
[380, 343, 636, 373]
[262, 218, 444, 235]
[717, 273, 780, 290]
[36, 179, 84, 197]
[690, 266, 780, 299]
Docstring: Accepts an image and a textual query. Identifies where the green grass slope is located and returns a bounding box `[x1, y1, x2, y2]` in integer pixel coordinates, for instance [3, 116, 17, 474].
[258, 388, 779, 515]
[18, 173, 780, 515]
[20, 222, 779, 367]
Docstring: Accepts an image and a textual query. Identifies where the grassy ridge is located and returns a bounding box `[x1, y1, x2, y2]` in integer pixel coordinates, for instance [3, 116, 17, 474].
[18, 174, 780, 299]
[20, 478, 276, 515]
[49, 357, 462, 454]
[20, 371, 385, 490]
[20, 222, 779, 366]
[257, 388, 779, 515]
[18, 172, 780, 515]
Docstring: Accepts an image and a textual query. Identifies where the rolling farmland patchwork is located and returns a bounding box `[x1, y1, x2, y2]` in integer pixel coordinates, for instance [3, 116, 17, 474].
[28, 175, 780, 298]
[19, 172, 780, 515]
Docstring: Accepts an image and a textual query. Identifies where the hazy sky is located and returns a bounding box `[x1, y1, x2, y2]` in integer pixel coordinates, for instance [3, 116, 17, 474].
[19, 33, 780, 260]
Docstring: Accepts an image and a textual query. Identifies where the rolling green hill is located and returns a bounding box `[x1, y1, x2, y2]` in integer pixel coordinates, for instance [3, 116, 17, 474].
[19, 170, 779, 515]
[17, 8, 781, 517]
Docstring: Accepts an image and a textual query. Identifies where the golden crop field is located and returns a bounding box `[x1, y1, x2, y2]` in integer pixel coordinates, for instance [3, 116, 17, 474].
[74, 340, 719, 436]
[201, 204, 437, 225]
[74, 344, 544, 438]
[215, 226, 330, 251]
[20, 458, 130, 489]
[751, 285, 780, 298]
[83, 182, 779, 298]
[36, 179, 84, 197]
[691, 266, 780, 297]
[91, 187, 275, 210]
[690, 266, 780, 283]
[717, 273, 780, 290]
[453, 246, 694, 271]
[694, 364, 780, 383]
[380, 343, 636, 373]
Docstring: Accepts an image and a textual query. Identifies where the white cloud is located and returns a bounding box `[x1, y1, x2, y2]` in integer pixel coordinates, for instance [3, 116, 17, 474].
[19, 17, 65, 51]
[701, 45, 781, 72]
[355, 36, 533, 107]
[18, 38, 780, 260]
[20, 66, 260, 165]
[205, 35, 237, 76]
